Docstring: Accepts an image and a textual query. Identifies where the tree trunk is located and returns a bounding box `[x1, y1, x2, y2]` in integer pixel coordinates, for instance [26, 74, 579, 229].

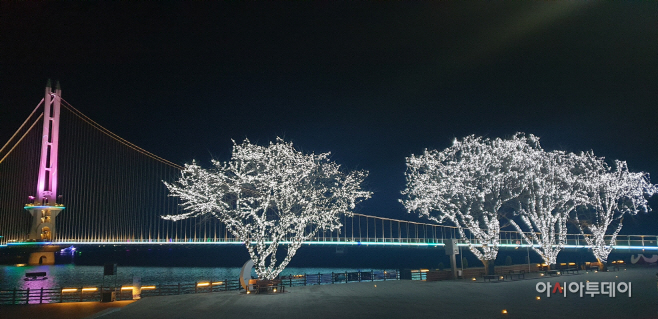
[483, 260, 496, 276]
[596, 258, 607, 272]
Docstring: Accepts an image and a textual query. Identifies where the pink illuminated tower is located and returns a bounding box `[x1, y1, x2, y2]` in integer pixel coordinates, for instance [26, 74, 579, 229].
[24, 80, 65, 241]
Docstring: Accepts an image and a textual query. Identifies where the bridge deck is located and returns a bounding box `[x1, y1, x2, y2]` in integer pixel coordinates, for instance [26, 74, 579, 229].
[3, 237, 657, 250]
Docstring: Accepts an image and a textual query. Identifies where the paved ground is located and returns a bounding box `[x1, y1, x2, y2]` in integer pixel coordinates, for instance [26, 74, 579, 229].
[0, 300, 134, 319]
[2, 267, 656, 319]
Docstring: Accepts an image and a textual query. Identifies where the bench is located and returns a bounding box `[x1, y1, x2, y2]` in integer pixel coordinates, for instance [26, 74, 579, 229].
[558, 263, 579, 274]
[547, 270, 560, 276]
[506, 270, 525, 280]
[253, 280, 284, 294]
[585, 262, 601, 271]
[562, 268, 579, 274]
[481, 273, 503, 282]
[24, 272, 47, 281]
[610, 260, 625, 271]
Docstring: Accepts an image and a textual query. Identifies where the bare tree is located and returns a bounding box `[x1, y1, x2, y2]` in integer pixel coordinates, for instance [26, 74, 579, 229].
[574, 155, 657, 265]
[401, 134, 536, 274]
[162, 138, 371, 280]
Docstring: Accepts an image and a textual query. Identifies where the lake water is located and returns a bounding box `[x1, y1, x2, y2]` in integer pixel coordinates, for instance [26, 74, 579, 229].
[0, 265, 384, 290]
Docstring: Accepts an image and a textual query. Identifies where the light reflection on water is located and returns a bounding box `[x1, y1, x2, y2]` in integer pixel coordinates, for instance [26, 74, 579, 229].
[0, 265, 369, 290]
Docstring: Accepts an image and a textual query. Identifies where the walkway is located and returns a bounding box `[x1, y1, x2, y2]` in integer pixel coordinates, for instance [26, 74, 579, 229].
[1, 268, 656, 319]
[0, 300, 134, 319]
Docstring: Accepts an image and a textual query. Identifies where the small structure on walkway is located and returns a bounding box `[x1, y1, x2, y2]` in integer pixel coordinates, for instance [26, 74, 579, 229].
[239, 260, 254, 292]
[24, 271, 47, 281]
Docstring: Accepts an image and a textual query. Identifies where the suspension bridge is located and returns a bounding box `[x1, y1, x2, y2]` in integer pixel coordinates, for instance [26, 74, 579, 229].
[0, 83, 656, 253]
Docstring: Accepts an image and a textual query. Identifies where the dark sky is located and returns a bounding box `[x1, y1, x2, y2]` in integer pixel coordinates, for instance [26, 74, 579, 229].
[2, 2, 658, 233]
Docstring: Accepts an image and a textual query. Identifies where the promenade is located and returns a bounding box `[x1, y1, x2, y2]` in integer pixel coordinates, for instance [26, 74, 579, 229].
[1, 267, 656, 319]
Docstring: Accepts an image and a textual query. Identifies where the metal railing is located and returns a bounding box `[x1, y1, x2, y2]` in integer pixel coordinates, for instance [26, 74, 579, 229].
[9, 234, 653, 250]
[3, 209, 657, 249]
[0, 270, 399, 305]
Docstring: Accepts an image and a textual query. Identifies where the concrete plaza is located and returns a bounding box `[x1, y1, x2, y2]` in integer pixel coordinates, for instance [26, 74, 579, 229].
[1, 267, 656, 319]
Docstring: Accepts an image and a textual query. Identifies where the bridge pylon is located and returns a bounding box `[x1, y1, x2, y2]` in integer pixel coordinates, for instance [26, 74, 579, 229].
[24, 80, 65, 249]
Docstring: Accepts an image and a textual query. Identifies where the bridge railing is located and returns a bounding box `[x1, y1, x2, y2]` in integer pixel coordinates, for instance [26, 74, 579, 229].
[4, 209, 657, 249]
[39, 233, 658, 249]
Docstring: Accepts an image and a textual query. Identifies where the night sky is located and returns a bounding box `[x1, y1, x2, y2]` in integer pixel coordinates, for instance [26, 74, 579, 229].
[2, 2, 657, 233]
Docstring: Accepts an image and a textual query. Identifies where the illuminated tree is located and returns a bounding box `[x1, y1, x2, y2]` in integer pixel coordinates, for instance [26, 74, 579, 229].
[162, 138, 371, 280]
[400, 134, 536, 274]
[508, 149, 586, 269]
[574, 155, 657, 264]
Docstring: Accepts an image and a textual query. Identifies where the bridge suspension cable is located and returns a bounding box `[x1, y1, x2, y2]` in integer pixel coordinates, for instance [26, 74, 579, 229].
[0, 114, 43, 165]
[60, 99, 182, 170]
[0, 99, 44, 164]
[0, 99, 44, 244]
[50, 100, 188, 243]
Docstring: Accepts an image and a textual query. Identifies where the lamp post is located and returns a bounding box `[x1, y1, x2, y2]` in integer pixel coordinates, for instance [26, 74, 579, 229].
[527, 244, 531, 273]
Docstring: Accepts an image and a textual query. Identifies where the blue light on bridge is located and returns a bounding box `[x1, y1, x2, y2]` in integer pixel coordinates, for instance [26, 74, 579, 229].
[23, 206, 66, 210]
[3, 241, 657, 251]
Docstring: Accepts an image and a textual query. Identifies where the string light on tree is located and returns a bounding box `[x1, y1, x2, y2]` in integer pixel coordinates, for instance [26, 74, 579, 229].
[574, 154, 657, 265]
[400, 134, 535, 274]
[507, 144, 584, 269]
[162, 138, 371, 280]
